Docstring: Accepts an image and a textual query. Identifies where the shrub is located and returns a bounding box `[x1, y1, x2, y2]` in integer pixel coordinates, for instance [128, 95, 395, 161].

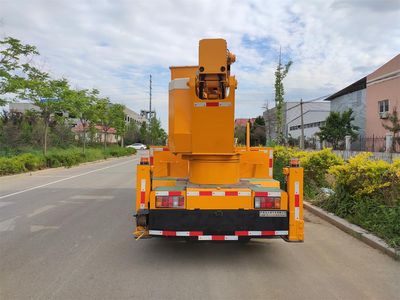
[273, 147, 342, 198]
[319, 153, 400, 248]
[0, 146, 136, 176]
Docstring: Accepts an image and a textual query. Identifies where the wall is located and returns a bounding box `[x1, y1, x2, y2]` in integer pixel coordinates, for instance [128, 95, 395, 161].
[365, 55, 400, 137]
[330, 89, 366, 138]
[285, 101, 331, 139]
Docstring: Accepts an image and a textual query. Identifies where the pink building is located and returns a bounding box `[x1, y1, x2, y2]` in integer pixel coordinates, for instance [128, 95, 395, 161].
[366, 54, 400, 137]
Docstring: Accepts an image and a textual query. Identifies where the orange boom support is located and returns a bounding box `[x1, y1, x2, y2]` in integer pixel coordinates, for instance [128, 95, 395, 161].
[134, 39, 304, 242]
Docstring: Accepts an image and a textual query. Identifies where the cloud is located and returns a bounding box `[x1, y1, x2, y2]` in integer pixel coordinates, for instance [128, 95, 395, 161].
[1, 0, 399, 127]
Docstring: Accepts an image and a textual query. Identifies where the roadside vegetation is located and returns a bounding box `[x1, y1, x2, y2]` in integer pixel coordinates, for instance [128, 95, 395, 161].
[274, 147, 400, 248]
[0, 146, 136, 176]
[1, 36, 166, 175]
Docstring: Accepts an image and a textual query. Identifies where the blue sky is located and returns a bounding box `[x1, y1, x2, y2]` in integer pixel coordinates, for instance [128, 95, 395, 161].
[1, 0, 399, 128]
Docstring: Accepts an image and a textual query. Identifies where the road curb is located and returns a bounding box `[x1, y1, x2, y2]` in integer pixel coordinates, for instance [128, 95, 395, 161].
[304, 201, 399, 260]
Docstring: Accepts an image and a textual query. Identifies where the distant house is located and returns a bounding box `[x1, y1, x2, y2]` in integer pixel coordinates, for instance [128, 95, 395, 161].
[235, 118, 255, 127]
[326, 53, 400, 150]
[365, 54, 400, 137]
[124, 107, 148, 125]
[325, 77, 367, 139]
[263, 101, 331, 141]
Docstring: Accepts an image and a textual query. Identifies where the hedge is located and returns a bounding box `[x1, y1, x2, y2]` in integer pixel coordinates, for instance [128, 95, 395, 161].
[274, 147, 399, 248]
[0, 146, 136, 175]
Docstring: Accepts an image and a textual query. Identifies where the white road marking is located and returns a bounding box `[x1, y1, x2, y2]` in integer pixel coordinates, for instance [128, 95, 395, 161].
[0, 202, 13, 208]
[0, 158, 138, 200]
[30, 225, 60, 233]
[0, 216, 18, 232]
[70, 195, 114, 200]
[58, 200, 84, 204]
[27, 205, 56, 218]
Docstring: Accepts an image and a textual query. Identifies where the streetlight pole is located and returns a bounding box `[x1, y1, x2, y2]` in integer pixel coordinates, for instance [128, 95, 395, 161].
[300, 98, 305, 149]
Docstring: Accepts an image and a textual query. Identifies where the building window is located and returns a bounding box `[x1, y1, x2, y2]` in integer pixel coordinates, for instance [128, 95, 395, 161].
[378, 99, 389, 113]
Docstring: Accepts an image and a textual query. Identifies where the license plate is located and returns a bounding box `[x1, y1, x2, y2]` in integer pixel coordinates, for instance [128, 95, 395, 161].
[259, 210, 287, 217]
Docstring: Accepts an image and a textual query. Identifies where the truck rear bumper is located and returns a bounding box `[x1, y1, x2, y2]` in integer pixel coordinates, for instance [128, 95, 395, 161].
[146, 209, 289, 237]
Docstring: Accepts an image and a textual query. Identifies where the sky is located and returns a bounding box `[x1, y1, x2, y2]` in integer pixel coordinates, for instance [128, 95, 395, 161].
[1, 0, 399, 128]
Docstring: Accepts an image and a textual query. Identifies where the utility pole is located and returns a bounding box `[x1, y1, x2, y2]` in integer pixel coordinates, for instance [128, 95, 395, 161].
[149, 74, 152, 120]
[300, 98, 305, 149]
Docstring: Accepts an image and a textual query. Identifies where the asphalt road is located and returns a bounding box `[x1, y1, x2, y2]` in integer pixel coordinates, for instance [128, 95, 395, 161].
[0, 151, 399, 300]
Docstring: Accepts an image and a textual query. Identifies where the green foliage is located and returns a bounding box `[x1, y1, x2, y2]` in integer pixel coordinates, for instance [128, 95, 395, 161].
[148, 117, 167, 145]
[274, 56, 292, 144]
[0, 37, 39, 106]
[317, 153, 400, 248]
[318, 109, 359, 149]
[382, 108, 400, 152]
[234, 125, 246, 145]
[251, 116, 266, 146]
[0, 146, 136, 176]
[273, 147, 342, 198]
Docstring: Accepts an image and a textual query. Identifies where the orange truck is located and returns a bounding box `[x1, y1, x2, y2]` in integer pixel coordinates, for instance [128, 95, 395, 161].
[134, 39, 304, 242]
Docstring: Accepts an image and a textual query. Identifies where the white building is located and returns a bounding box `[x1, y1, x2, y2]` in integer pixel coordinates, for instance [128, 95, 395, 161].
[263, 101, 331, 140]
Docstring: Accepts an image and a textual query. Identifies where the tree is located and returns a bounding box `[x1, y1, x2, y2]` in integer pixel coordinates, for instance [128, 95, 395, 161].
[274, 51, 292, 145]
[18, 69, 70, 155]
[65, 88, 98, 153]
[139, 121, 148, 144]
[94, 99, 125, 149]
[0, 37, 39, 106]
[110, 103, 126, 147]
[124, 121, 140, 145]
[234, 125, 246, 145]
[251, 116, 266, 146]
[148, 117, 167, 145]
[382, 108, 400, 152]
[318, 109, 359, 149]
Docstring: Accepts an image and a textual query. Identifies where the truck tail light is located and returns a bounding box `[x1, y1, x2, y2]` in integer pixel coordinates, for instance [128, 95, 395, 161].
[254, 197, 280, 209]
[156, 196, 185, 208]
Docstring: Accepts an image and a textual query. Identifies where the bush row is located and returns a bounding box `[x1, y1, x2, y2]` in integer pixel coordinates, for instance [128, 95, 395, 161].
[0, 146, 136, 175]
[319, 154, 400, 248]
[273, 146, 343, 198]
[273, 147, 400, 248]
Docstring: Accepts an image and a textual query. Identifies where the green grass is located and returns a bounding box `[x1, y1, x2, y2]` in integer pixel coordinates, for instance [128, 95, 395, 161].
[0, 146, 136, 176]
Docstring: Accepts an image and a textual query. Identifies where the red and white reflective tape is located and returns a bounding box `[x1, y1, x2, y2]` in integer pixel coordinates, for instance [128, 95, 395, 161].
[140, 179, 146, 209]
[148, 230, 288, 238]
[155, 191, 182, 196]
[294, 181, 300, 220]
[235, 230, 288, 236]
[254, 191, 281, 197]
[152, 147, 169, 152]
[194, 102, 231, 107]
[198, 235, 238, 241]
[149, 230, 203, 237]
[269, 149, 273, 177]
[186, 191, 251, 197]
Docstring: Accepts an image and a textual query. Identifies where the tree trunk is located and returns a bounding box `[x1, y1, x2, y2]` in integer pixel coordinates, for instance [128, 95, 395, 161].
[43, 122, 48, 156]
[103, 130, 107, 150]
[83, 129, 86, 154]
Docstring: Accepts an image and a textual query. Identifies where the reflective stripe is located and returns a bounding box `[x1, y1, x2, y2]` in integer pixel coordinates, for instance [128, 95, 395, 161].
[149, 230, 288, 238]
[295, 207, 300, 220]
[275, 230, 289, 235]
[187, 191, 251, 197]
[194, 102, 232, 107]
[294, 181, 300, 195]
[234, 230, 288, 236]
[212, 191, 225, 196]
[140, 179, 146, 209]
[149, 230, 163, 235]
[186, 191, 199, 196]
[149, 230, 203, 236]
